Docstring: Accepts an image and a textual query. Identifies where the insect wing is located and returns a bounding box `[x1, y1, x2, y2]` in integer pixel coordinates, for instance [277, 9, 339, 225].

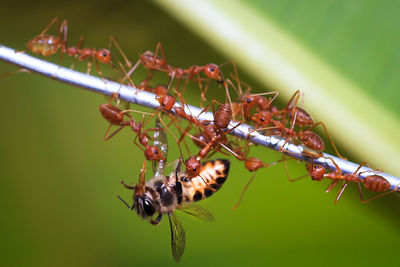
[178, 204, 215, 222]
[168, 213, 185, 262]
[153, 117, 168, 176]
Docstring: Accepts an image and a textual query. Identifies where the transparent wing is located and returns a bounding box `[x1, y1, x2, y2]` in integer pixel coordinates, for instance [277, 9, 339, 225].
[153, 117, 168, 176]
[178, 204, 215, 222]
[168, 213, 186, 262]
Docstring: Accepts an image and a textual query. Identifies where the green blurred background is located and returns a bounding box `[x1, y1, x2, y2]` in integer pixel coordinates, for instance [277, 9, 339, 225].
[0, 0, 399, 266]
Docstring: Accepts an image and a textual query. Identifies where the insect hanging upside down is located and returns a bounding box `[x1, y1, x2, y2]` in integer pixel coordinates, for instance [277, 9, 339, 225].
[118, 158, 230, 262]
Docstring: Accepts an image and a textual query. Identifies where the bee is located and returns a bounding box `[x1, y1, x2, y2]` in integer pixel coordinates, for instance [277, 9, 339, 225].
[118, 158, 230, 262]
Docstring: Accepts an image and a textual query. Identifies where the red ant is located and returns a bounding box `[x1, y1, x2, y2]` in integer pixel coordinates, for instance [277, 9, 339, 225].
[26, 17, 68, 57]
[182, 104, 243, 178]
[250, 91, 343, 159]
[225, 63, 279, 122]
[230, 140, 287, 210]
[122, 42, 226, 105]
[99, 93, 165, 162]
[27, 18, 130, 78]
[306, 158, 395, 204]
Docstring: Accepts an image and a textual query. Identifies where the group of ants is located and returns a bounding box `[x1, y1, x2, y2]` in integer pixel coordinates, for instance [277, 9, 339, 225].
[25, 18, 396, 208]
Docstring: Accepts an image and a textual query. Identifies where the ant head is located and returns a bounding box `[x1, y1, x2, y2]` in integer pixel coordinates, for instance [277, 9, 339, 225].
[96, 49, 112, 64]
[306, 163, 325, 181]
[156, 94, 175, 111]
[245, 157, 263, 172]
[144, 146, 165, 161]
[242, 94, 256, 106]
[185, 156, 201, 178]
[203, 63, 223, 82]
[251, 111, 272, 125]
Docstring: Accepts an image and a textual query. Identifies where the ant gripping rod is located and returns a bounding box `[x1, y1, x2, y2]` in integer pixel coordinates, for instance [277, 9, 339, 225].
[0, 44, 399, 191]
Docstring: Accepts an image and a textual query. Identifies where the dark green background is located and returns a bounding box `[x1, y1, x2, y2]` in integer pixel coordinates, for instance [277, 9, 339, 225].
[0, 1, 399, 266]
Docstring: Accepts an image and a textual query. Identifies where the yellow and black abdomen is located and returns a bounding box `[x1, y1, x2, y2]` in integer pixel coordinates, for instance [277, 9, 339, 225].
[179, 159, 230, 203]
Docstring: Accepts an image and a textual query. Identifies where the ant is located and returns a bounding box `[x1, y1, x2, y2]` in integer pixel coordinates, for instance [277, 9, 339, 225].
[230, 140, 287, 210]
[183, 105, 243, 178]
[99, 93, 165, 162]
[27, 18, 131, 78]
[306, 157, 395, 204]
[224, 63, 280, 122]
[122, 42, 226, 105]
[250, 90, 343, 159]
[26, 17, 68, 58]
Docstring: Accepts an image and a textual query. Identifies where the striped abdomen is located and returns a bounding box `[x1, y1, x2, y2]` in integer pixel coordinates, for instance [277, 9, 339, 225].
[363, 175, 391, 192]
[180, 159, 230, 202]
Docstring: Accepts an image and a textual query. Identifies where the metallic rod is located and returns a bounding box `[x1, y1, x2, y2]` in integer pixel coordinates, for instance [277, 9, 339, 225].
[1, 44, 399, 191]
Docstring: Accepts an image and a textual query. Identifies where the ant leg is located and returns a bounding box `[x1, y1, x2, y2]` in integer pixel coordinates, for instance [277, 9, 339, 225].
[150, 214, 163, 225]
[323, 157, 343, 175]
[223, 81, 236, 122]
[59, 20, 68, 46]
[166, 72, 176, 92]
[334, 181, 349, 204]
[157, 113, 185, 162]
[285, 90, 301, 116]
[119, 109, 154, 117]
[118, 61, 136, 88]
[39, 17, 60, 36]
[153, 42, 167, 64]
[198, 77, 209, 107]
[199, 80, 210, 109]
[357, 182, 400, 204]
[232, 172, 257, 210]
[120, 179, 135, 190]
[121, 59, 141, 85]
[109, 35, 132, 68]
[93, 56, 106, 81]
[325, 179, 340, 193]
[139, 70, 154, 90]
[138, 160, 147, 186]
[117, 195, 133, 210]
[56, 20, 68, 69]
[104, 124, 125, 141]
[70, 37, 84, 70]
[282, 155, 308, 182]
[86, 59, 92, 75]
[211, 99, 223, 117]
[0, 68, 31, 78]
[173, 122, 193, 156]
[307, 121, 346, 160]
[352, 161, 369, 175]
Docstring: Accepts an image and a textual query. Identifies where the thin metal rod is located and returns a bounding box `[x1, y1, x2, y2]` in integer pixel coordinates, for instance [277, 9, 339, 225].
[0, 44, 399, 191]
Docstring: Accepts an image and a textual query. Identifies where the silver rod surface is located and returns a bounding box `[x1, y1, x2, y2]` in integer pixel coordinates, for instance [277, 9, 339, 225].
[1, 44, 399, 191]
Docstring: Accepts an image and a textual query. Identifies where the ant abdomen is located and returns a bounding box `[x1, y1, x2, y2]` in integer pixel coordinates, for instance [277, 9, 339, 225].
[363, 175, 390, 192]
[300, 131, 324, 152]
[99, 104, 123, 124]
[27, 35, 62, 56]
[292, 107, 313, 126]
[244, 158, 264, 172]
[214, 103, 232, 129]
